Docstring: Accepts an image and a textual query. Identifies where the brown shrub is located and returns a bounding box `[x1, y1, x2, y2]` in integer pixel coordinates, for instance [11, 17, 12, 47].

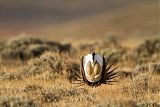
[24, 84, 42, 93]
[131, 74, 149, 98]
[0, 36, 71, 61]
[121, 74, 151, 98]
[65, 62, 80, 82]
[94, 98, 160, 107]
[149, 63, 160, 74]
[0, 71, 18, 80]
[79, 43, 97, 51]
[135, 64, 149, 74]
[99, 37, 120, 49]
[41, 87, 88, 103]
[17, 52, 64, 79]
[0, 96, 38, 107]
[93, 99, 137, 107]
[118, 71, 134, 79]
[135, 63, 160, 74]
[135, 39, 160, 64]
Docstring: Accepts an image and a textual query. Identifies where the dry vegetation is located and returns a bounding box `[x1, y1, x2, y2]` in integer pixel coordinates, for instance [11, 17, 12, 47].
[0, 0, 159, 107]
[0, 36, 159, 107]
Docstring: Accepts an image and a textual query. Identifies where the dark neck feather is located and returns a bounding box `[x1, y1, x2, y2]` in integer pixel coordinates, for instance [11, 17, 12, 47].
[92, 52, 95, 61]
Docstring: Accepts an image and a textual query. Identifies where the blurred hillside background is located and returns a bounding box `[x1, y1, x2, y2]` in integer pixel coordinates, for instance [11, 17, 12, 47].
[0, 1, 160, 106]
[0, 0, 159, 45]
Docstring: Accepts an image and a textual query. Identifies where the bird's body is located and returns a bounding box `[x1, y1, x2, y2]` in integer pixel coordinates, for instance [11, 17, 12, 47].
[83, 53, 103, 83]
[78, 52, 118, 86]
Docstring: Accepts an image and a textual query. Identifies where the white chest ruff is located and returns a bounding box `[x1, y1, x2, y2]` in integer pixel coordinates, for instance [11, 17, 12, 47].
[82, 54, 103, 82]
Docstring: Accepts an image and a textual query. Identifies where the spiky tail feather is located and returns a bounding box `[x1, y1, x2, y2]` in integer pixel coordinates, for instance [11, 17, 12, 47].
[101, 53, 119, 85]
[74, 53, 119, 87]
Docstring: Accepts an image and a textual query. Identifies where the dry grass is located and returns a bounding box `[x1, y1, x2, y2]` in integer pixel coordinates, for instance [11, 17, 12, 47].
[0, 36, 160, 107]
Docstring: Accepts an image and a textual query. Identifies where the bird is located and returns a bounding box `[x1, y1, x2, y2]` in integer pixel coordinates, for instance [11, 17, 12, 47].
[74, 51, 118, 87]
